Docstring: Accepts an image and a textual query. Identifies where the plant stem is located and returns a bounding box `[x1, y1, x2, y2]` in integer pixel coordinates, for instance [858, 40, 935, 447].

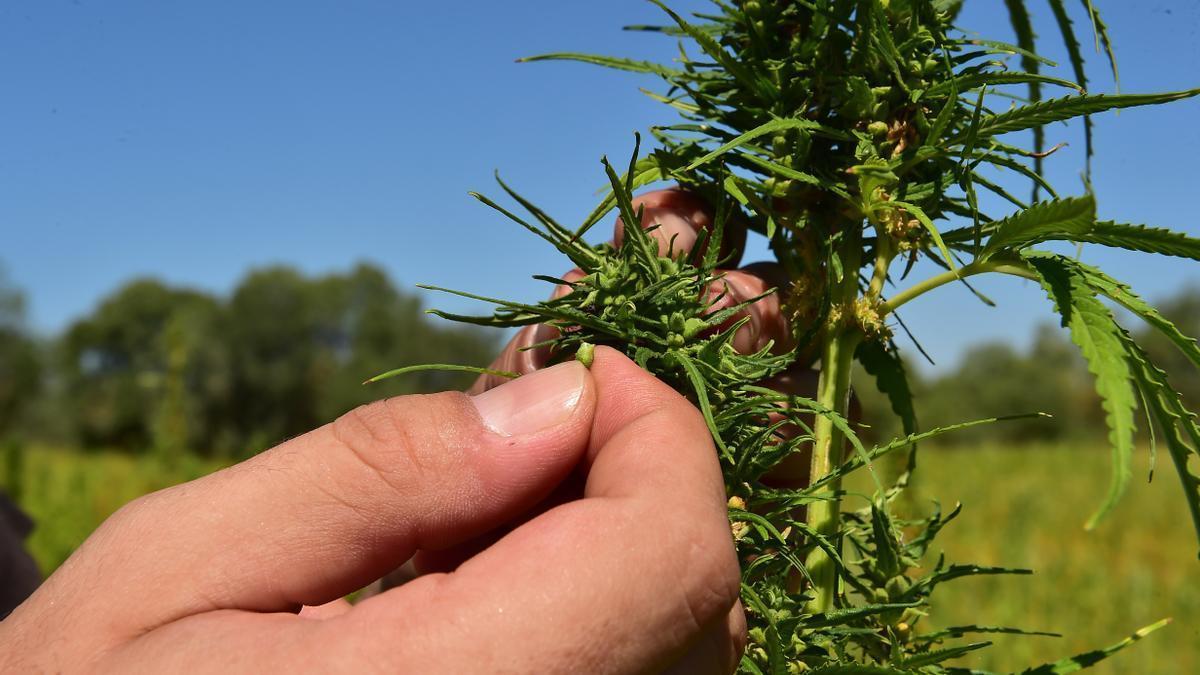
[805, 324, 861, 614]
[880, 260, 1038, 314]
[805, 232, 863, 614]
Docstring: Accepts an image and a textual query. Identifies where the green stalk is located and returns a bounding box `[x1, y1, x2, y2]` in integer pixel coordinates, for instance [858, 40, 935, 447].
[804, 234, 863, 614]
[880, 260, 1038, 314]
[804, 324, 861, 614]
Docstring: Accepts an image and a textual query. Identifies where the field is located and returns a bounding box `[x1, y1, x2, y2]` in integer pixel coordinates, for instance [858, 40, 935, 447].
[874, 443, 1200, 673]
[4, 442, 1197, 673]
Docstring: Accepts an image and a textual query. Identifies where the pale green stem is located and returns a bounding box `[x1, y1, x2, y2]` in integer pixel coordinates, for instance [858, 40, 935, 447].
[804, 324, 861, 614]
[804, 231, 863, 614]
[880, 260, 1038, 314]
[867, 235, 894, 300]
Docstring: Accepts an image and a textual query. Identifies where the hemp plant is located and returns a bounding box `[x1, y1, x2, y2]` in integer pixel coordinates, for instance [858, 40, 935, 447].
[383, 1, 1200, 671]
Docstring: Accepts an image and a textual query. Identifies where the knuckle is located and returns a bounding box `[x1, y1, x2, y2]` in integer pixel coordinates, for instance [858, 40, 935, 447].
[330, 394, 469, 497]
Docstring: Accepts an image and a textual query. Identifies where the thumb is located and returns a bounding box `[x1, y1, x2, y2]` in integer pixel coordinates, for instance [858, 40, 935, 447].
[23, 361, 596, 645]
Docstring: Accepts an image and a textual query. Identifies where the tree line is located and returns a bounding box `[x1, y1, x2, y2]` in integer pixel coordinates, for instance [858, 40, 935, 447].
[3, 262, 1198, 456]
[0, 263, 496, 459]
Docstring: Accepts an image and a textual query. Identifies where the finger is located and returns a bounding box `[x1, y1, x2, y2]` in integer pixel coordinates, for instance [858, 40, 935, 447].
[23, 361, 597, 646]
[704, 264, 793, 355]
[469, 268, 587, 394]
[665, 600, 748, 675]
[340, 347, 742, 672]
[410, 465, 587, 576]
[615, 188, 746, 266]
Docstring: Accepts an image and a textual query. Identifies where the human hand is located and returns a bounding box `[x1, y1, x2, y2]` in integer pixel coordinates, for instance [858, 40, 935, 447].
[0, 348, 744, 673]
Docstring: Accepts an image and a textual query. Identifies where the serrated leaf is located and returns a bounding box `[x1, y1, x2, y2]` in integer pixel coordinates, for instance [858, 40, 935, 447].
[923, 71, 1081, 98]
[1068, 221, 1200, 260]
[871, 502, 903, 578]
[916, 624, 1061, 642]
[1018, 619, 1170, 674]
[1002, 0, 1044, 200]
[857, 340, 917, 438]
[1026, 253, 1137, 528]
[1048, 254, 1200, 372]
[960, 89, 1200, 141]
[1079, 0, 1119, 87]
[1047, 0, 1094, 171]
[806, 662, 916, 667]
[979, 196, 1096, 260]
[1122, 335, 1200, 553]
[898, 640, 991, 667]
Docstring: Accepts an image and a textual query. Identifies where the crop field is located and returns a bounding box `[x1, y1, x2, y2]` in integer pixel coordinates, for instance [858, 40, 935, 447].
[4, 442, 1197, 673]
[857, 443, 1200, 674]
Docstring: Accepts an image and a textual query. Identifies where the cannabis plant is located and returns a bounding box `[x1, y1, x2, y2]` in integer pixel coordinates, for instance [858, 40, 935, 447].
[382, 1, 1200, 671]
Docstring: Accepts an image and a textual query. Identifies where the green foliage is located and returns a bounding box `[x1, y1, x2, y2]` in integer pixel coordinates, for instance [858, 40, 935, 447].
[53, 263, 495, 457]
[0, 272, 41, 438]
[407, 1, 1199, 671]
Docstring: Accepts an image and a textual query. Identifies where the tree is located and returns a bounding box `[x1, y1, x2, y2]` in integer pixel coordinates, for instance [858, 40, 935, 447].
[60, 279, 227, 451]
[0, 274, 40, 438]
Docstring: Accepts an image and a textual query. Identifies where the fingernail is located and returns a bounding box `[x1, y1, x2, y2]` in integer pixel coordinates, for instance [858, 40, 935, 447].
[471, 361, 587, 436]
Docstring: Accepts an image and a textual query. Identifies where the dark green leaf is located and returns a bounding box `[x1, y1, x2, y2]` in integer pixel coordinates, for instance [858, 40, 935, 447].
[962, 89, 1200, 141]
[1026, 253, 1137, 528]
[979, 196, 1096, 260]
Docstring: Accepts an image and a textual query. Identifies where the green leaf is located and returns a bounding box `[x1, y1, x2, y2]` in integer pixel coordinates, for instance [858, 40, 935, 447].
[364, 363, 517, 385]
[978, 195, 1096, 260]
[684, 117, 849, 173]
[1002, 0, 1044, 200]
[647, 0, 777, 101]
[856, 340, 917, 438]
[803, 602, 921, 629]
[960, 89, 1200, 141]
[1068, 221, 1200, 260]
[1057, 256, 1200, 371]
[870, 502, 902, 578]
[517, 52, 685, 79]
[916, 624, 1061, 642]
[1079, 0, 1119, 88]
[1122, 334, 1200, 554]
[922, 70, 1082, 98]
[577, 156, 669, 238]
[806, 662, 916, 667]
[1047, 0, 1094, 170]
[897, 640, 991, 667]
[891, 200, 955, 270]
[1018, 619, 1170, 674]
[1025, 253, 1137, 528]
[799, 413, 1049, 494]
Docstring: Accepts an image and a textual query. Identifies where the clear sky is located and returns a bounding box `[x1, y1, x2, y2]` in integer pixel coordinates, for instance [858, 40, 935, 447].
[2, 1, 1198, 372]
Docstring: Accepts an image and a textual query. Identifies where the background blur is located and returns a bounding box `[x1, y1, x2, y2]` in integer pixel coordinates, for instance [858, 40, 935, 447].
[2, 1, 1199, 671]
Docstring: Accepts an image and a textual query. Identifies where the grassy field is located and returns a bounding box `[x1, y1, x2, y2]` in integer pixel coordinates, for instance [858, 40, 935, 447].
[3, 442, 1197, 672]
[1, 444, 227, 574]
[869, 442, 1200, 674]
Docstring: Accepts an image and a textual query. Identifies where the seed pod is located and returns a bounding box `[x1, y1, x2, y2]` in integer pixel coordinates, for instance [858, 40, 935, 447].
[576, 342, 595, 368]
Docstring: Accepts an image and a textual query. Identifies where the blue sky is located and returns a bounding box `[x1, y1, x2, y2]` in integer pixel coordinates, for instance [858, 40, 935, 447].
[2, 1, 1198, 372]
